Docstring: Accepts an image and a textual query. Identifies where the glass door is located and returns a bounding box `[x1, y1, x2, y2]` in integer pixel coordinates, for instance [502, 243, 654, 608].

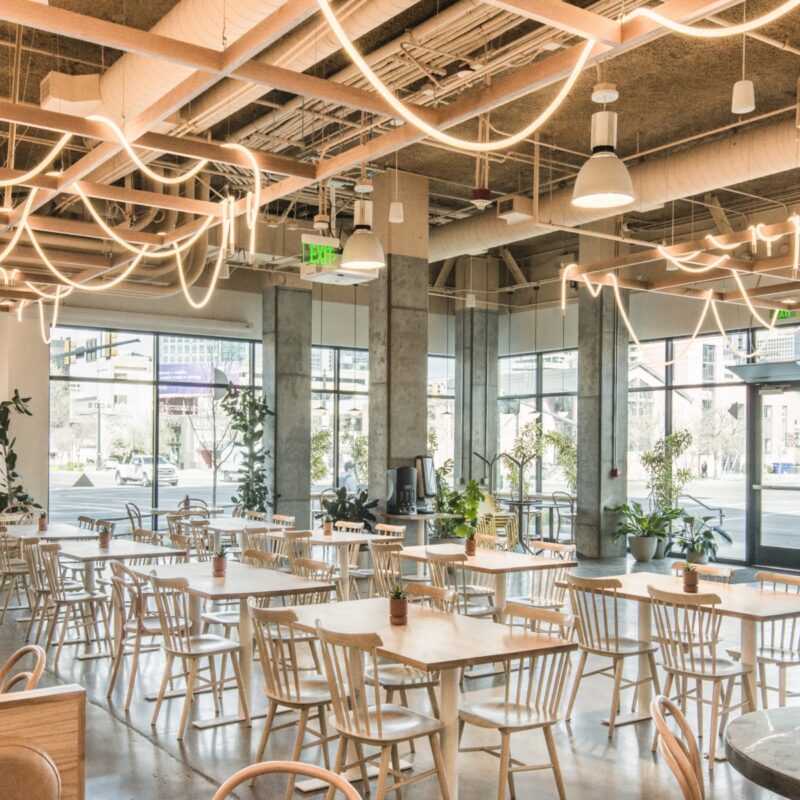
[754, 385, 800, 568]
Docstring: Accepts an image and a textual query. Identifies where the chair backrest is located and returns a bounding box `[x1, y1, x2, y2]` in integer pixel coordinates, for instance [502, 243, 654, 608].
[241, 527, 272, 556]
[528, 562, 570, 607]
[77, 515, 95, 530]
[474, 532, 500, 550]
[0, 645, 46, 693]
[21, 538, 45, 593]
[502, 604, 572, 715]
[648, 586, 723, 674]
[168, 533, 190, 563]
[39, 543, 70, 601]
[427, 549, 472, 614]
[241, 549, 281, 570]
[166, 512, 191, 538]
[130, 529, 158, 564]
[529, 539, 577, 560]
[373, 523, 405, 537]
[290, 558, 336, 604]
[0, 529, 20, 572]
[567, 574, 625, 652]
[213, 760, 361, 800]
[0, 739, 62, 800]
[244, 510, 266, 521]
[180, 497, 208, 510]
[109, 561, 147, 631]
[405, 582, 457, 613]
[188, 519, 212, 562]
[284, 530, 312, 568]
[334, 520, 364, 532]
[552, 491, 575, 510]
[755, 571, 800, 652]
[369, 541, 403, 598]
[650, 695, 705, 800]
[670, 562, 733, 584]
[95, 519, 116, 536]
[316, 622, 384, 739]
[149, 574, 193, 653]
[272, 514, 295, 527]
[125, 502, 142, 532]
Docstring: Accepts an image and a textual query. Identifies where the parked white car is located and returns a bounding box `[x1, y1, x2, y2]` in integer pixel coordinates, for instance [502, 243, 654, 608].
[115, 455, 178, 487]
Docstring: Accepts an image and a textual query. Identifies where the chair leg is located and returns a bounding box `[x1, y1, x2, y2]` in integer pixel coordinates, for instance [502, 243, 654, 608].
[565, 650, 588, 722]
[398, 688, 415, 754]
[24, 594, 40, 641]
[695, 680, 704, 738]
[779, 666, 788, 707]
[758, 662, 769, 709]
[151, 653, 174, 727]
[375, 745, 392, 800]
[647, 652, 662, 695]
[390, 744, 403, 800]
[0, 574, 15, 623]
[229, 652, 251, 725]
[325, 736, 347, 800]
[107, 631, 125, 698]
[719, 676, 736, 736]
[544, 725, 567, 800]
[652, 672, 675, 753]
[427, 683, 440, 718]
[55, 602, 73, 668]
[607, 658, 624, 739]
[318, 705, 331, 770]
[707, 680, 722, 770]
[285, 707, 310, 800]
[178, 658, 199, 740]
[354, 741, 371, 794]
[429, 732, 451, 800]
[208, 656, 220, 716]
[251, 701, 278, 785]
[497, 732, 511, 800]
[124, 633, 142, 712]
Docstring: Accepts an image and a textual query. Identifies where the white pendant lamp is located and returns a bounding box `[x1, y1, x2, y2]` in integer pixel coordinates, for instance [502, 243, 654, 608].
[731, 79, 755, 114]
[572, 110, 634, 210]
[341, 199, 385, 270]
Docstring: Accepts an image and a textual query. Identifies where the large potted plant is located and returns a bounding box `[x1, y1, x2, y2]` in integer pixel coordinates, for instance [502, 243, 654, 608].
[316, 487, 378, 531]
[607, 501, 682, 563]
[0, 389, 41, 515]
[673, 513, 732, 564]
[449, 480, 485, 556]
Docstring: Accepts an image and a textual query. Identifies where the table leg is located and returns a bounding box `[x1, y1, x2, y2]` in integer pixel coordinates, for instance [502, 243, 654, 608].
[84, 561, 96, 593]
[238, 599, 252, 720]
[439, 667, 459, 799]
[211, 529, 221, 553]
[741, 619, 757, 712]
[548, 508, 555, 542]
[494, 574, 507, 622]
[339, 547, 350, 601]
[416, 519, 425, 578]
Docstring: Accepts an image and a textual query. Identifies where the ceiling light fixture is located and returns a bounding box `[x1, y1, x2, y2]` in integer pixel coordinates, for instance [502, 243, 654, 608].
[341, 199, 385, 270]
[572, 110, 634, 209]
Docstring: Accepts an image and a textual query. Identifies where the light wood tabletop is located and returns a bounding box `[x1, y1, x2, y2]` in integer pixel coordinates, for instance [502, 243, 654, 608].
[289, 596, 575, 799]
[206, 517, 283, 533]
[4, 523, 96, 541]
[150, 506, 224, 516]
[57, 539, 185, 564]
[399, 543, 577, 574]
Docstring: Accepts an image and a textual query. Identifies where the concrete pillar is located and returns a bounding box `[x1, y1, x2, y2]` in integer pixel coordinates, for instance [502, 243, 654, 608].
[262, 286, 312, 527]
[368, 169, 429, 505]
[576, 220, 628, 557]
[454, 257, 498, 486]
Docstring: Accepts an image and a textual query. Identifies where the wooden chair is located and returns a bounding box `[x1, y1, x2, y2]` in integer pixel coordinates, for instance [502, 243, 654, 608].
[648, 585, 755, 768]
[248, 602, 335, 795]
[475, 532, 502, 550]
[0, 528, 28, 623]
[187, 519, 212, 562]
[77, 516, 95, 530]
[650, 695, 705, 800]
[148, 574, 250, 739]
[179, 497, 208, 511]
[374, 523, 405, 537]
[39, 543, 111, 669]
[552, 492, 576, 544]
[21, 538, 51, 643]
[241, 549, 282, 570]
[727, 571, 800, 707]
[459, 604, 573, 800]
[291, 558, 337, 604]
[284, 530, 313, 571]
[565, 574, 661, 738]
[315, 622, 451, 800]
[0, 740, 62, 800]
[167, 533, 190, 563]
[529, 539, 577, 561]
[369, 541, 403, 598]
[244, 510, 266, 521]
[272, 514, 295, 527]
[125, 502, 145, 533]
[333, 520, 365, 532]
[508, 561, 570, 611]
[213, 761, 361, 800]
[0, 644, 46, 692]
[669, 562, 733, 584]
[427, 549, 498, 619]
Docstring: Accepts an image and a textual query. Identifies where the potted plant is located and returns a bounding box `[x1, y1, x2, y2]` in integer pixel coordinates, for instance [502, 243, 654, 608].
[607, 501, 681, 563]
[98, 523, 112, 549]
[673, 514, 732, 564]
[38, 511, 47, 532]
[212, 545, 228, 577]
[449, 480, 485, 556]
[323, 515, 333, 536]
[389, 581, 408, 626]
[682, 562, 699, 593]
[0, 389, 42, 517]
[316, 487, 378, 532]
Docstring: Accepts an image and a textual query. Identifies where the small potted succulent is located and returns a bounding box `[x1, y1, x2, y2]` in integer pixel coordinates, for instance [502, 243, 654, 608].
[673, 514, 732, 564]
[212, 545, 228, 577]
[607, 501, 681, 563]
[323, 515, 334, 536]
[38, 511, 47, 532]
[682, 562, 699, 593]
[389, 581, 408, 626]
[98, 523, 112, 549]
[449, 480, 485, 557]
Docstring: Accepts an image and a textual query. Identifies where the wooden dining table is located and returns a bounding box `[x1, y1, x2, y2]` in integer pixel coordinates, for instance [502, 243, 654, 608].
[128, 561, 335, 729]
[288, 596, 576, 799]
[603, 571, 800, 726]
[4, 523, 97, 541]
[383, 513, 462, 576]
[399, 543, 576, 615]
[204, 517, 284, 550]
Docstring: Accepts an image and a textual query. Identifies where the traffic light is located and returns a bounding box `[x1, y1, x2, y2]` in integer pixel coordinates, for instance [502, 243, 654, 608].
[101, 332, 118, 358]
[62, 337, 76, 366]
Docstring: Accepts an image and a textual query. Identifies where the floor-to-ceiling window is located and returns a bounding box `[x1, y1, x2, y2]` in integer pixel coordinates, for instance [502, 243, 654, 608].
[310, 345, 369, 493]
[48, 327, 259, 528]
[427, 355, 455, 472]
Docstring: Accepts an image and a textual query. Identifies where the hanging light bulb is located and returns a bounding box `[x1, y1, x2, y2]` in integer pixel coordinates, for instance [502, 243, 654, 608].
[389, 200, 404, 224]
[341, 199, 385, 270]
[732, 30, 755, 114]
[572, 110, 634, 209]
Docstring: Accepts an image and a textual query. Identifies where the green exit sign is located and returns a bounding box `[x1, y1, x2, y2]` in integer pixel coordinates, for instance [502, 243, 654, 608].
[302, 235, 342, 268]
[777, 309, 796, 319]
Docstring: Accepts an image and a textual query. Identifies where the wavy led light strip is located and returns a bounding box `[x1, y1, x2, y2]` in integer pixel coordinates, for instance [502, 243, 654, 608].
[0, 189, 38, 264]
[36, 287, 69, 344]
[623, 0, 800, 38]
[222, 142, 259, 262]
[0, 133, 73, 188]
[316, 0, 595, 152]
[657, 246, 729, 272]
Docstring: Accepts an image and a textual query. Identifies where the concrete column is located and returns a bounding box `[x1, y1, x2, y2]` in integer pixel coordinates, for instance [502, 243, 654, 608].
[368, 169, 429, 505]
[454, 257, 498, 486]
[576, 220, 628, 557]
[262, 286, 312, 527]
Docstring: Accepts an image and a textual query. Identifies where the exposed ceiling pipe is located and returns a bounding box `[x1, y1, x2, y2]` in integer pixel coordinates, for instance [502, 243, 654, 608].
[428, 116, 800, 262]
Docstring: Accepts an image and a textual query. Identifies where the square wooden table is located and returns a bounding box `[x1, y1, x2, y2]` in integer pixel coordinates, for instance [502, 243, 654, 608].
[4, 523, 97, 541]
[263, 530, 404, 600]
[129, 561, 335, 729]
[605, 571, 800, 723]
[205, 517, 284, 550]
[400, 543, 577, 614]
[383, 513, 462, 576]
[150, 506, 225, 517]
[289, 597, 576, 799]
[57, 539, 187, 660]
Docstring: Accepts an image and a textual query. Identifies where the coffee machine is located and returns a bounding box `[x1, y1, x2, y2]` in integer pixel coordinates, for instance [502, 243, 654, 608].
[386, 467, 417, 515]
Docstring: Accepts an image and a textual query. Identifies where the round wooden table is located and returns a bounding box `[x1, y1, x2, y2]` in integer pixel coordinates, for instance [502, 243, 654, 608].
[725, 707, 800, 798]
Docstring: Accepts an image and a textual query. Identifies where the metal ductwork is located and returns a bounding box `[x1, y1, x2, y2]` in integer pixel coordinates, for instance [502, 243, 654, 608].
[428, 117, 800, 262]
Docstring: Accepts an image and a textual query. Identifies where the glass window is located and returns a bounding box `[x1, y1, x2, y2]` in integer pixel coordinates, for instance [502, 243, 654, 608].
[49, 327, 154, 382]
[498, 354, 537, 397]
[428, 355, 455, 470]
[311, 395, 334, 492]
[338, 396, 369, 490]
[627, 389, 667, 506]
[629, 341, 666, 388]
[541, 395, 577, 493]
[312, 347, 336, 391]
[338, 349, 369, 393]
[754, 324, 800, 363]
[671, 334, 745, 385]
[541, 350, 578, 394]
[158, 336, 249, 386]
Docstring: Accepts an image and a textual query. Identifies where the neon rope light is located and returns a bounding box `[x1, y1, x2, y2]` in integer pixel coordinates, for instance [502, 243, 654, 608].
[0, 133, 72, 188]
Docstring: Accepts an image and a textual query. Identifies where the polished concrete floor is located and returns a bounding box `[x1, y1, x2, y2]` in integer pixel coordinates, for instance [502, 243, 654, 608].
[0, 556, 786, 799]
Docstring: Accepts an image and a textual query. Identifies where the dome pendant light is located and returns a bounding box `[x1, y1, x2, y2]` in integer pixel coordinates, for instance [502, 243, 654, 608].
[341, 199, 385, 270]
[572, 110, 634, 210]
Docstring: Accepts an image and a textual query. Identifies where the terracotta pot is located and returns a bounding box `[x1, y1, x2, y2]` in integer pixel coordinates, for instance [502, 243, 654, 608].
[212, 556, 227, 577]
[323, 519, 333, 536]
[98, 530, 112, 549]
[38, 517, 47, 532]
[465, 537, 477, 556]
[390, 598, 408, 626]
[683, 569, 699, 593]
